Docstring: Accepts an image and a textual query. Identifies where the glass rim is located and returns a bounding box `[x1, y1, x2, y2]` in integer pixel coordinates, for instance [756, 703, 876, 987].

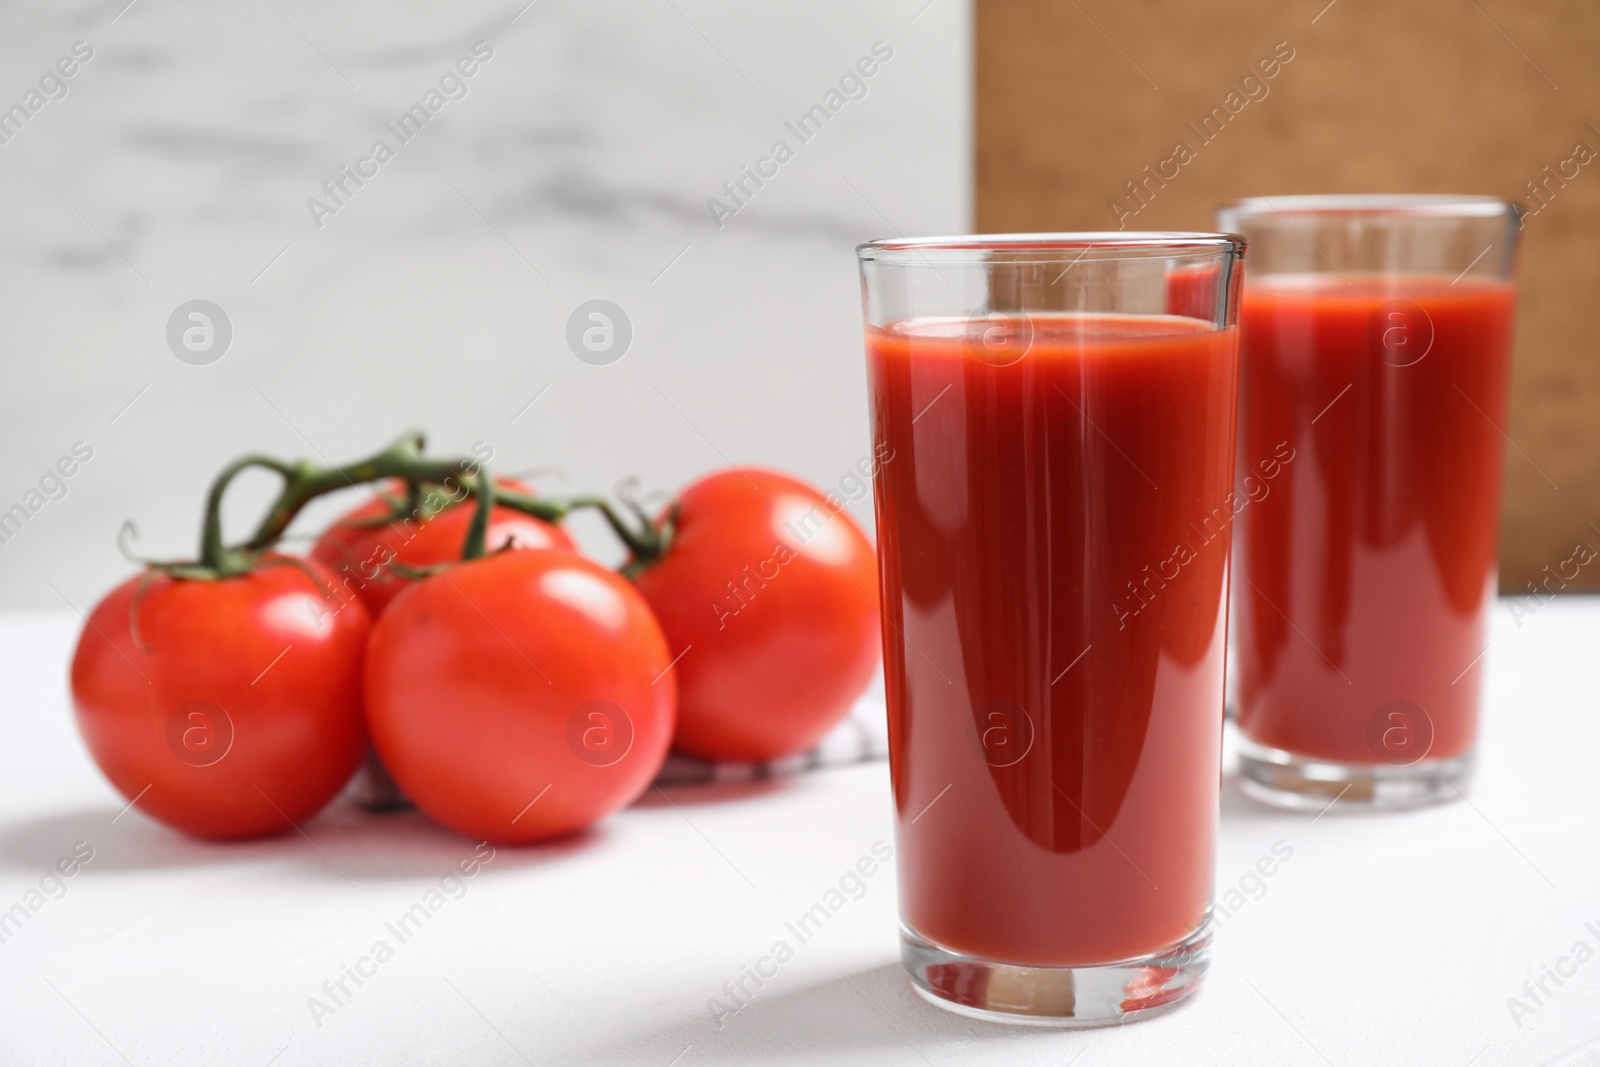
[1218, 194, 1517, 222]
[857, 231, 1246, 263]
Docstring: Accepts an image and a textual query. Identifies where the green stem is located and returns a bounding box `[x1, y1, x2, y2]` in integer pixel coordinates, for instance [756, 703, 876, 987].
[242, 431, 432, 552]
[186, 429, 667, 580]
[194, 431, 477, 577]
[490, 490, 664, 563]
[461, 464, 493, 560]
[197, 455, 296, 573]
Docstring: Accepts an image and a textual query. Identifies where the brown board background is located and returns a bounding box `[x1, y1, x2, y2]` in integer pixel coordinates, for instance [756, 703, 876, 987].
[976, 0, 1600, 592]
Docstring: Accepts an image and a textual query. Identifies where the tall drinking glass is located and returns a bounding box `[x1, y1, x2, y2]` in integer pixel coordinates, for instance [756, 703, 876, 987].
[1216, 196, 1521, 808]
[858, 234, 1245, 1026]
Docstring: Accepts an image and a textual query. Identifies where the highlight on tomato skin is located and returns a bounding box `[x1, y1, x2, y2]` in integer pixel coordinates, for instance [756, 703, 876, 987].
[631, 467, 882, 764]
[362, 548, 678, 846]
[310, 475, 577, 616]
[69, 558, 372, 842]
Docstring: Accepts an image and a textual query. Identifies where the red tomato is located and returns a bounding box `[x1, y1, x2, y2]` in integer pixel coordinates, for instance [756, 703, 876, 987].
[363, 549, 676, 844]
[311, 476, 576, 615]
[70, 560, 371, 841]
[632, 468, 881, 762]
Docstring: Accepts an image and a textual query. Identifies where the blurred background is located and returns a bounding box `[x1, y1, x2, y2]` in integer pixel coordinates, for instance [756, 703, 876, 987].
[979, 0, 1600, 593]
[5, 0, 1597, 606]
[0, 0, 968, 606]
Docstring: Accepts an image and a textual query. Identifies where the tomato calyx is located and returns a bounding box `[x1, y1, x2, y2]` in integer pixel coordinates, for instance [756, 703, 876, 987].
[617, 502, 677, 580]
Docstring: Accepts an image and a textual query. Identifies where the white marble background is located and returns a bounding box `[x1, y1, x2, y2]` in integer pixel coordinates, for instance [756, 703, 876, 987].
[0, 0, 969, 606]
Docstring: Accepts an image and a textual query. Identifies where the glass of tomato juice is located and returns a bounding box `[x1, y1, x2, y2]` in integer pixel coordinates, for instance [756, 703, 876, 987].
[857, 234, 1246, 1025]
[1216, 196, 1522, 809]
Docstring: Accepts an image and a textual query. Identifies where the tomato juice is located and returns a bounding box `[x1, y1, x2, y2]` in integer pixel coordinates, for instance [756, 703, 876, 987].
[1232, 276, 1517, 765]
[867, 313, 1239, 966]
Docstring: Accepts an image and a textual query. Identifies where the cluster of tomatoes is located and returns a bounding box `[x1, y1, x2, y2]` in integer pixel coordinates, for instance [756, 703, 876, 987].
[69, 436, 881, 845]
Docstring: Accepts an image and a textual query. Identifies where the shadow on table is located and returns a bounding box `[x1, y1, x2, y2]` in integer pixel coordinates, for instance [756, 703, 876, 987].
[0, 799, 602, 881]
[635, 775, 799, 810]
[585, 960, 1129, 1065]
[0, 767, 810, 883]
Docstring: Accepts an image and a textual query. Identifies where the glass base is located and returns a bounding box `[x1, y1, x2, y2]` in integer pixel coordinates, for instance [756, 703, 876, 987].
[1236, 735, 1474, 811]
[900, 917, 1211, 1028]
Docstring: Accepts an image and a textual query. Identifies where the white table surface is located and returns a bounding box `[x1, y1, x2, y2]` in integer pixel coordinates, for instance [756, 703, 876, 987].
[3, 598, 1599, 1067]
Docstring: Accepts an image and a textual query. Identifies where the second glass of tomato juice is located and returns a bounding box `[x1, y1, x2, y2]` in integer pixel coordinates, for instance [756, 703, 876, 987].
[857, 234, 1246, 1025]
[1217, 196, 1521, 809]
